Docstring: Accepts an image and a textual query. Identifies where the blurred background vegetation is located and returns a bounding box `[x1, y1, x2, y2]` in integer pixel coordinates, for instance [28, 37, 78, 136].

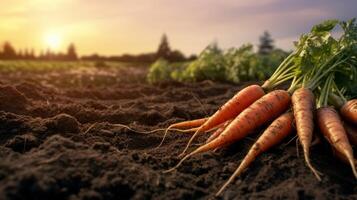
[0, 31, 288, 85]
[147, 31, 288, 84]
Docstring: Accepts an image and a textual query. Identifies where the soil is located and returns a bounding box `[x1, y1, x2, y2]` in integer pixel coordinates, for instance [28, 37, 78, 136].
[0, 64, 355, 200]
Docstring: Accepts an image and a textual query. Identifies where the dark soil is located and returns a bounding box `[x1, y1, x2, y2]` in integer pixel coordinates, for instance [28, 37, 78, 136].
[0, 65, 355, 200]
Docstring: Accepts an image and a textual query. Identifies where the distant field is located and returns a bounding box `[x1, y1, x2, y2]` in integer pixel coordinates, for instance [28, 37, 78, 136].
[0, 60, 148, 72]
[0, 60, 149, 88]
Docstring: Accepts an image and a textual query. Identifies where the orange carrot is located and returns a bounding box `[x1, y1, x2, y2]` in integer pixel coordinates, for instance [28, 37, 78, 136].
[180, 85, 265, 155]
[168, 117, 208, 129]
[340, 99, 357, 125]
[165, 90, 291, 173]
[317, 106, 357, 178]
[343, 122, 357, 146]
[292, 87, 321, 180]
[216, 112, 294, 196]
[157, 117, 208, 147]
[206, 120, 232, 143]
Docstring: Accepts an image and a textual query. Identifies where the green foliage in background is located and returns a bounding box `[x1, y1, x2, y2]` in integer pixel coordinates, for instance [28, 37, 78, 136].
[147, 43, 288, 84]
[147, 58, 191, 83]
[147, 59, 172, 83]
[224, 44, 262, 83]
[183, 43, 227, 82]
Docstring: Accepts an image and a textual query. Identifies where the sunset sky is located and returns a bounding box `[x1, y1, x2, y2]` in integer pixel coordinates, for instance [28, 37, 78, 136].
[0, 0, 356, 56]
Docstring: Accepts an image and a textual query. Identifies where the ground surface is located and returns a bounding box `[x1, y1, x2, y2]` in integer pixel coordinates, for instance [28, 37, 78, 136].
[0, 63, 355, 200]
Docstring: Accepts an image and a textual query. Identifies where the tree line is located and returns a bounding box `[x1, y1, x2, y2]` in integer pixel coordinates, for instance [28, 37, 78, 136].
[0, 42, 78, 61]
[0, 34, 189, 63]
[0, 31, 276, 62]
[81, 34, 194, 63]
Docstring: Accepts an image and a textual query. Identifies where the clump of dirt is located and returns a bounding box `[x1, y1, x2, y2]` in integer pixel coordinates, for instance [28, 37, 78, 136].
[0, 85, 30, 113]
[5, 133, 40, 152]
[15, 82, 45, 100]
[0, 66, 356, 200]
[45, 113, 80, 133]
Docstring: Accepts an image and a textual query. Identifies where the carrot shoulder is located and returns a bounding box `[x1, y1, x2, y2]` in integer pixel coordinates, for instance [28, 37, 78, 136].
[292, 87, 321, 180]
[181, 84, 265, 154]
[164, 90, 291, 173]
[216, 112, 294, 196]
[317, 106, 357, 179]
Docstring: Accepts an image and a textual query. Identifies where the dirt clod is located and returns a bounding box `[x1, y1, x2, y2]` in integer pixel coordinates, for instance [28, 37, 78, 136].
[0, 85, 29, 113]
[45, 114, 80, 133]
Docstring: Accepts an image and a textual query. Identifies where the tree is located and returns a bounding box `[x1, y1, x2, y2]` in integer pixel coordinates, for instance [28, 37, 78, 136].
[45, 49, 53, 60]
[17, 49, 24, 59]
[29, 49, 36, 59]
[156, 34, 171, 59]
[167, 50, 185, 62]
[66, 43, 78, 60]
[23, 49, 30, 59]
[258, 31, 274, 55]
[187, 54, 198, 61]
[1, 42, 17, 59]
[38, 50, 45, 60]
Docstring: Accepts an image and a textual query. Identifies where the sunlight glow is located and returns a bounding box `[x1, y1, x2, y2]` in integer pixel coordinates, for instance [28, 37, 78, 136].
[44, 33, 62, 50]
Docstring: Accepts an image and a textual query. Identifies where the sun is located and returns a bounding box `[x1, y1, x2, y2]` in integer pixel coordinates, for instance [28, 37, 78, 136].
[44, 33, 62, 50]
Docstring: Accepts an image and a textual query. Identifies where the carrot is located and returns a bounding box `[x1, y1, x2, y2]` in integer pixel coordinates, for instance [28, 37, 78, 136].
[157, 117, 208, 147]
[164, 90, 291, 173]
[180, 84, 265, 155]
[340, 99, 357, 125]
[292, 87, 321, 180]
[317, 106, 357, 178]
[167, 118, 208, 130]
[343, 122, 357, 146]
[206, 120, 232, 143]
[216, 112, 294, 196]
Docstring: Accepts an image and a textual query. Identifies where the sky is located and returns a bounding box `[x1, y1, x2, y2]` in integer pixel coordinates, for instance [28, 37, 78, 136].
[0, 0, 356, 56]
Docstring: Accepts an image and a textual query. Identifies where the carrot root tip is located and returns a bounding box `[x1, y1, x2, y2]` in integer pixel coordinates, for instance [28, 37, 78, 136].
[346, 154, 357, 179]
[304, 152, 322, 181]
[350, 161, 357, 179]
[163, 153, 192, 174]
[215, 167, 241, 197]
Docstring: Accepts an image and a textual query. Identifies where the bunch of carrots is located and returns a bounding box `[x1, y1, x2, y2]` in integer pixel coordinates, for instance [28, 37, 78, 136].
[156, 19, 357, 196]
